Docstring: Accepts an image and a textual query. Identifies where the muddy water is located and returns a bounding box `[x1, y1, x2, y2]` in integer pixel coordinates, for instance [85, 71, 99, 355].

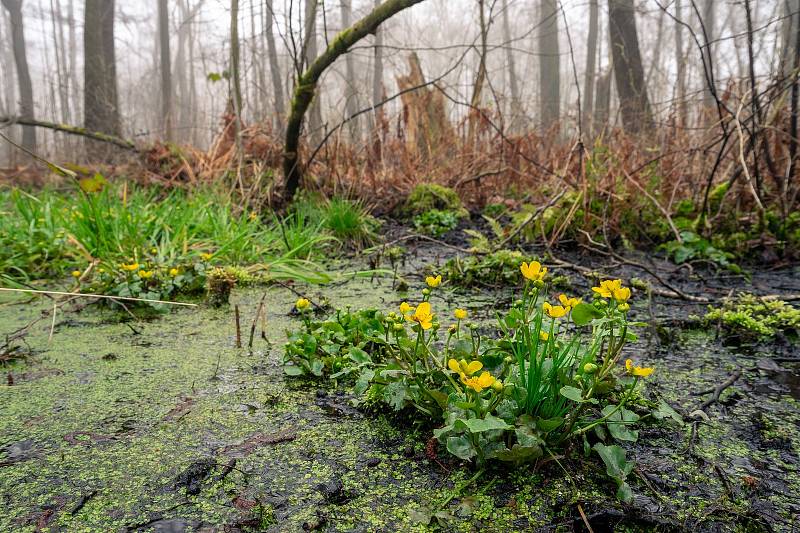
[1, 252, 799, 532]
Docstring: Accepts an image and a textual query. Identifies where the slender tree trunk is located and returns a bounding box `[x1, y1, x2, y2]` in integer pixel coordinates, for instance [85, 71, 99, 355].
[84, 0, 119, 143]
[538, 0, 560, 129]
[158, 0, 173, 141]
[700, 0, 716, 111]
[501, 0, 521, 133]
[284, 0, 427, 198]
[608, 0, 652, 133]
[582, 0, 598, 137]
[781, 0, 800, 79]
[675, 0, 687, 126]
[264, 0, 285, 130]
[368, 0, 385, 159]
[303, 0, 323, 146]
[468, 0, 488, 141]
[230, 0, 243, 125]
[67, 0, 80, 125]
[340, 0, 361, 141]
[1, 0, 36, 152]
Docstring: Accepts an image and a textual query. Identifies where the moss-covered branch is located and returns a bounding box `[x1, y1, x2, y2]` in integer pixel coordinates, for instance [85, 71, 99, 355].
[0, 116, 138, 151]
[283, 0, 427, 198]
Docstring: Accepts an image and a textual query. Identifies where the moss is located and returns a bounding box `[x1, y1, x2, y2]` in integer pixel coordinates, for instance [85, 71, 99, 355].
[703, 293, 800, 339]
[401, 183, 468, 218]
[441, 250, 533, 288]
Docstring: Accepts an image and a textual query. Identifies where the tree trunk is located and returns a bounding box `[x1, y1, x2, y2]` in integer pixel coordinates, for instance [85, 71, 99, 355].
[700, 0, 716, 111]
[230, 0, 243, 124]
[781, 0, 800, 79]
[675, 0, 687, 126]
[283, 0, 428, 198]
[264, 0, 285, 130]
[582, 0, 598, 137]
[1, 0, 35, 152]
[538, 0, 560, 129]
[303, 0, 323, 146]
[340, 0, 361, 142]
[84, 0, 119, 145]
[467, 0, 488, 141]
[608, 0, 652, 134]
[501, 0, 521, 133]
[158, 0, 173, 141]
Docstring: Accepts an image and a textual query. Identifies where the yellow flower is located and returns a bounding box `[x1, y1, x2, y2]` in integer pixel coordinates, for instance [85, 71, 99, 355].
[539, 330, 549, 342]
[592, 279, 623, 298]
[249, 211, 258, 221]
[296, 298, 311, 311]
[71, 270, 81, 278]
[520, 261, 547, 282]
[558, 294, 581, 308]
[150, 247, 157, 254]
[200, 253, 213, 261]
[462, 371, 496, 393]
[454, 308, 468, 320]
[410, 301, 434, 329]
[625, 359, 654, 377]
[448, 358, 482, 377]
[613, 286, 631, 303]
[543, 301, 568, 318]
[138, 270, 154, 279]
[121, 262, 139, 272]
[426, 275, 442, 288]
[169, 268, 179, 277]
[399, 302, 414, 315]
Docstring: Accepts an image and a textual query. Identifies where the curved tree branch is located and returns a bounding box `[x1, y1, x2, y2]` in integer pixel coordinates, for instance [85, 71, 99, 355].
[0, 116, 138, 151]
[282, 0, 427, 199]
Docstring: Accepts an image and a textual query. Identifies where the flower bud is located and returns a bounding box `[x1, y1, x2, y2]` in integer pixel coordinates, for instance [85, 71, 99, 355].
[491, 380, 504, 392]
[504, 356, 513, 364]
[514, 299, 523, 308]
[422, 288, 431, 296]
[533, 279, 545, 289]
[448, 324, 457, 334]
[583, 363, 598, 374]
[393, 323, 405, 332]
[618, 303, 630, 313]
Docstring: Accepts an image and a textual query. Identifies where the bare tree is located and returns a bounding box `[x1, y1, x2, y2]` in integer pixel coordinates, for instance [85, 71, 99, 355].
[341, 0, 361, 141]
[284, 0, 428, 198]
[675, 0, 687, 126]
[467, 0, 488, 141]
[501, 0, 521, 132]
[264, 0, 285, 129]
[158, 0, 173, 140]
[84, 0, 119, 140]
[582, 0, 599, 137]
[700, 0, 716, 111]
[608, 0, 652, 133]
[230, 0, 243, 124]
[539, 0, 560, 129]
[303, 0, 323, 146]
[2, 0, 36, 152]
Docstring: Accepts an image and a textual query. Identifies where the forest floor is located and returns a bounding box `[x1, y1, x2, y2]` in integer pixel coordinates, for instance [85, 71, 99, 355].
[1, 237, 800, 532]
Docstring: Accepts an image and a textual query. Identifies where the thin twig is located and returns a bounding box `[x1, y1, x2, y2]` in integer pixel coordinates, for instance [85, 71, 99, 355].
[0, 287, 198, 307]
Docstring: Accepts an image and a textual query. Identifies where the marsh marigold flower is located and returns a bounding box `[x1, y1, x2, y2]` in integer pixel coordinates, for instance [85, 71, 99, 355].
[454, 308, 468, 320]
[138, 270, 154, 279]
[462, 371, 496, 393]
[169, 268, 179, 277]
[613, 286, 631, 303]
[558, 294, 581, 309]
[409, 302, 434, 329]
[426, 275, 442, 288]
[71, 270, 81, 278]
[448, 358, 482, 378]
[592, 279, 622, 298]
[296, 298, 311, 311]
[399, 302, 414, 316]
[200, 253, 213, 261]
[625, 359, 654, 377]
[543, 301, 569, 319]
[121, 262, 139, 272]
[520, 261, 547, 282]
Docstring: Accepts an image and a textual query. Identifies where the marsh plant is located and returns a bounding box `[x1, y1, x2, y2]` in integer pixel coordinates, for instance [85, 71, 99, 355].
[284, 264, 659, 501]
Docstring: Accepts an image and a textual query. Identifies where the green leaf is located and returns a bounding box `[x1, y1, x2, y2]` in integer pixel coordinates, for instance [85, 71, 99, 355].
[593, 443, 633, 485]
[653, 399, 684, 424]
[571, 302, 603, 326]
[383, 381, 408, 410]
[536, 416, 565, 433]
[601, 405, 639, 442]
[462, 414, 513, 433]
[347, 347, 370, 364]
[353, 368, 375, 396]
[310, 359, 324, 377]
[616, 482, 633, 503]
[495, 443, 543, 462]
[559, 385, 584, 403]
[446, 435, 477, 460]
[282, 365, 304, 376]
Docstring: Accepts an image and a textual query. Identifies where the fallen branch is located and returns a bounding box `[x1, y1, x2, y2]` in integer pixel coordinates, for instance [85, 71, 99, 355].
[695, 369, 743, 412]
[0, 116, 138, 151]
[0, 287, 198, 307]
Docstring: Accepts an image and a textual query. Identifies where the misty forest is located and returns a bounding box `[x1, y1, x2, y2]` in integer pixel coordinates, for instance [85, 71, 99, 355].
[1, 0, 800, 530]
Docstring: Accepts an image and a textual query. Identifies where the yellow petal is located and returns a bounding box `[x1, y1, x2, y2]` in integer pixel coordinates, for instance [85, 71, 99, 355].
[634, 366, 654, 377]
[625, 359, 633, 372]
[477, 371, 495, 388]
[465, 360, 483, 375]
[448, 359, 461, 373]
